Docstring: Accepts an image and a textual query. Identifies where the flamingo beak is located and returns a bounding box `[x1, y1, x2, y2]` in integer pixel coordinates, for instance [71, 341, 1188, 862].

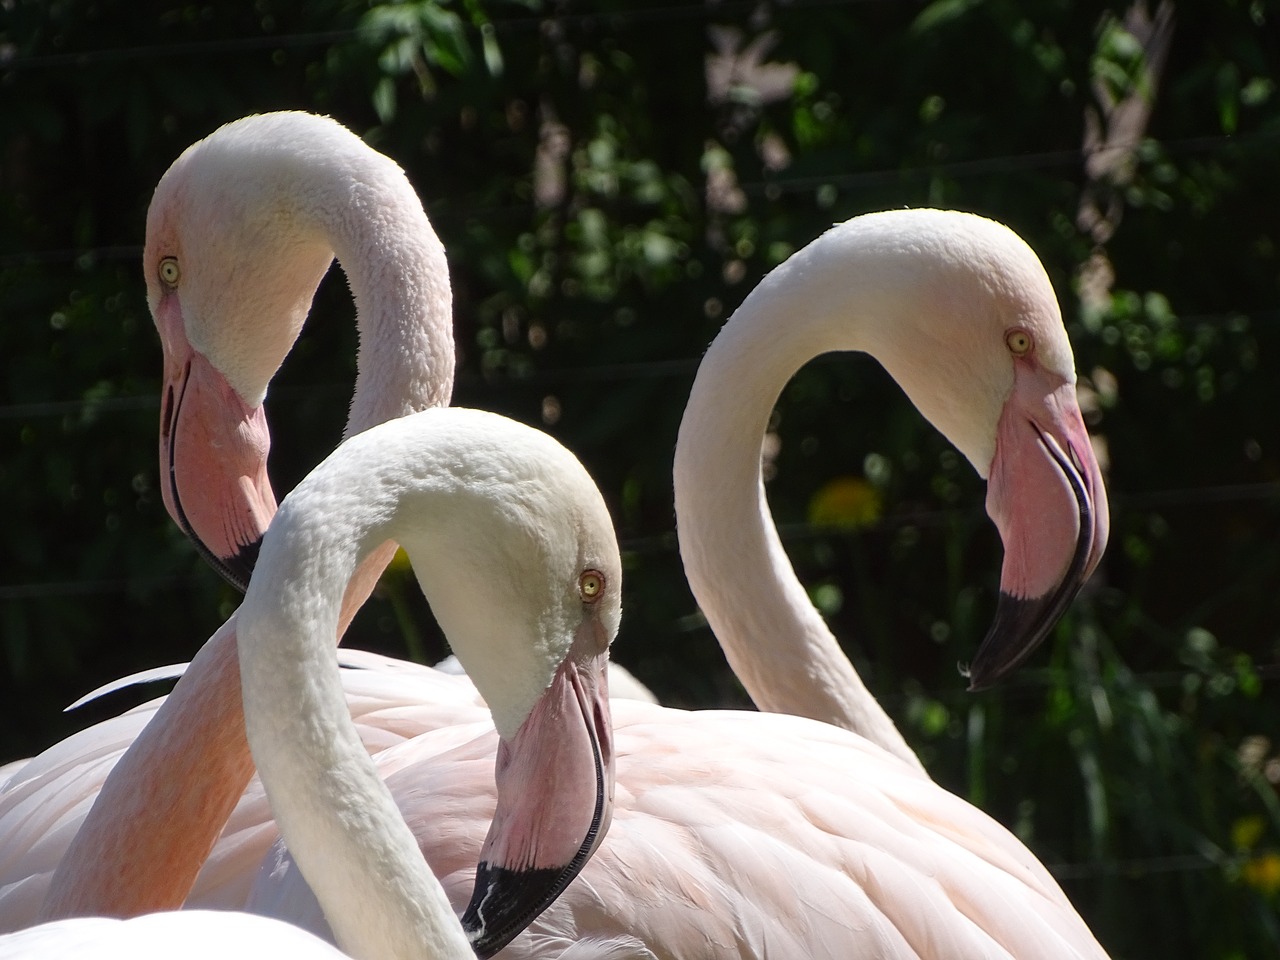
[159, 343, 276, 593]
[461, 633, 615, 958]
[965, 367, 1109, 690]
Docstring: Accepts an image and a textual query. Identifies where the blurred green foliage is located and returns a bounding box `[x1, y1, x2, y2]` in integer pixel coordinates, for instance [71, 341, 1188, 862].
[2, 1, 1280, 955]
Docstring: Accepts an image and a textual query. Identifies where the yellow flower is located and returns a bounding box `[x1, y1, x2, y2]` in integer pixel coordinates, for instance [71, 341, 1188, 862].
[1232, 815, 1267, 852]
[808, 476, 883, 531]
[1242, 853, 1280, 895]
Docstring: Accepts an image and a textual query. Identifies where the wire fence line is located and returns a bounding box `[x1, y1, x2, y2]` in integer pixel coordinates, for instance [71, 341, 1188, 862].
[1046, 852, 1231, 883]
[0, 575, 196, 602]
[2, 283, 1278, 422]
[2, 121, 1278, 270]
[740, 128, 1280, 197]
[0, 0, 928, 72]
[0, 245, 143, 268]
[6, 474, 1280, 602]
[0, 108, 1274, 271]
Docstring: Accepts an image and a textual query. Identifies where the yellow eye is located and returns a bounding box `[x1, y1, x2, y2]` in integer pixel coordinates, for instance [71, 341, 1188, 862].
[159, 257, 181, 287]
[579, 570, 605, 603]
[1005, 328, 1033, 356]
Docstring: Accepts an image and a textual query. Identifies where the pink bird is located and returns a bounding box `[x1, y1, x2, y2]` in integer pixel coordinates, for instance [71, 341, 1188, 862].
[1, 109, 486, 930]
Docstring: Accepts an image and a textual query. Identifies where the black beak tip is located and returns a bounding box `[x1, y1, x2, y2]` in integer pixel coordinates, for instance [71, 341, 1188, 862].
[216, 536, 263, 593]
[462, 863, 563, 959]
[964, 661, 1002, 693]
[963, 590, 1057, 692]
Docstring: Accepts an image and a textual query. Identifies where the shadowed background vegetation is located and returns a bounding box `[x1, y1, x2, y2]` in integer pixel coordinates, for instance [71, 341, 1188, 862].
[2, 1, 1280, 956]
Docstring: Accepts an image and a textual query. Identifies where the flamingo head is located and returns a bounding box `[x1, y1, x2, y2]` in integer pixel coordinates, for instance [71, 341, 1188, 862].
[390, 411, 623, 957]
[850, 210, 1109, 688]
[144, 115, 339, 590]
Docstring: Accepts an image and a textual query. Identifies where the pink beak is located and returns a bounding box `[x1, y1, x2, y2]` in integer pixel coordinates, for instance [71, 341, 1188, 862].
[461, 632, 615, 958]
[966, 362, 1110, 690]
[157, 304, 276, 592]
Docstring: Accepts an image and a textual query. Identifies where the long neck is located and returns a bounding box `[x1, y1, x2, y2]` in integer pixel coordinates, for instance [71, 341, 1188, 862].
[40, 127, 455, 918]
[237, 466, 470, 960]
[674, 231, 925, 773]
[37, 542, 398, 920]
[325, 159, 454, 436]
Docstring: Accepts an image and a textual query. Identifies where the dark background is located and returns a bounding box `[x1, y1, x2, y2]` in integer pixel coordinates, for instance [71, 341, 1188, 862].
[3, 1, 1280, 955]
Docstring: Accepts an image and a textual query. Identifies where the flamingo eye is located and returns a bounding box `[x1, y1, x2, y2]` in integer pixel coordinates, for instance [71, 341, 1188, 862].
[159, 257, 181, 287]
[1005, 328, 1033, 356]
[579, 570, 605, 603]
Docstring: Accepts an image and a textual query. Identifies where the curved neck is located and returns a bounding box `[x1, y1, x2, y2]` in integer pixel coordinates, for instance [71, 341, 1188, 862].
[38, 541, 398, 920]
[322, 161, 454, 436]
[238, 485, 469, 960]
[41, 118, 457, 921]
[674, 233, 924, 773]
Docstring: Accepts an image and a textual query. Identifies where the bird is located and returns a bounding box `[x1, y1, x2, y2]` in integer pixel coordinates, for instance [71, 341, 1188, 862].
[2, 405, 626, 960]
[247, 701, 1109, 959]
[151, 111, 454, 592]
[15, 110, 463, 925]
[673, 207, 1108, 770]
[0, 910, 350, 959]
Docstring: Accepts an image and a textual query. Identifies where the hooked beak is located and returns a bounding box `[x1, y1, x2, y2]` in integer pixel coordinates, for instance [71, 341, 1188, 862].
[966, 370, 1109, 690]
[159, 345, 276, 593]
[461, 639, 615, 958]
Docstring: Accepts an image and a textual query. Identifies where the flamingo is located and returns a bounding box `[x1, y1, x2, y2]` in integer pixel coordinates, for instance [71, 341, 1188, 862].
[674, 207, 1108, 769]
[14, 109, 463, 924]
[1, 406, 624, 959]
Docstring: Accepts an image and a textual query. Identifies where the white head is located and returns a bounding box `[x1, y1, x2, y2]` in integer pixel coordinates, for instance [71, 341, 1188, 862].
[382, 411, 623, 739]
[144, 111, 451, 590]
[144, 113, 363, 405]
